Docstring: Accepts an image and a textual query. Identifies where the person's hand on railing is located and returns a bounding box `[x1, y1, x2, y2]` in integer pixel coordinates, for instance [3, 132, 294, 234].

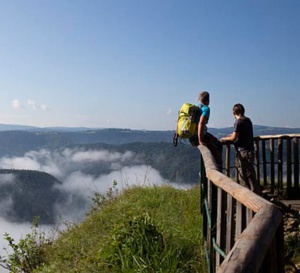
[220, 133, 236, 143]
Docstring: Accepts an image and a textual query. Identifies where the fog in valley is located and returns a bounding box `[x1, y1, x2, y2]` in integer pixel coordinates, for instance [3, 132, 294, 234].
[0, 147, 179, 271]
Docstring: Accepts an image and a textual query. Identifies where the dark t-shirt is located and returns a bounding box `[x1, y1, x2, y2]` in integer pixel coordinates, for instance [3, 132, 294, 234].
[233, 117, 254, 151]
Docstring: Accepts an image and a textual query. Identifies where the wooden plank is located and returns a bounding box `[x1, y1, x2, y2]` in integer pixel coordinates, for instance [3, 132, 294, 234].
[294, 137, 299, 191]
[201, 157, 208, 239]
[220, 190, 227, 260]
[262, 139, 267, 186]
[216, 189, 227, 267]
[216, 188, 222, 267]
[216, 205, 282, 273]
[246, 207, 253, 226]
[277, 138, 283, 193]
[235, 202, 242, 239]
[280, 200, 300, 211]
[255, 133, 300, 140]
[225, 143, 231, 177]
[211, 181, 218, 271]
[198, 144, 284, 273]
[226, 194, 234, 254]
[287, 138, 292, 196]
[270, 139, 275, 193]
[198, 145, 271, 213]
[255, 139, 260, 185]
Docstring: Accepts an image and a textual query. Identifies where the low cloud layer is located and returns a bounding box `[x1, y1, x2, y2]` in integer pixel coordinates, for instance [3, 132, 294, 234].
[0, 148, 170, 223]
[0, 148, 190, 270]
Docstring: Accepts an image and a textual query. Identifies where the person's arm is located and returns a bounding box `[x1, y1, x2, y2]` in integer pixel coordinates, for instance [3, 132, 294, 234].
[198, 115, 207, 145]
[220, 131, 238, 142]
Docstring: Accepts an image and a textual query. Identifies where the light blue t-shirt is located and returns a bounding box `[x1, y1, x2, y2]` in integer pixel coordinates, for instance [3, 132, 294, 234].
[195, 104, 210, 124]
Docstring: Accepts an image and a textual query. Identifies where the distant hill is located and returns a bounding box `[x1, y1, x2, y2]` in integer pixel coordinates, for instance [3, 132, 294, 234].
[0, 124, 40, 131]
[0, 129, 174, 156]
[0, 123, 299, 135]
[0, 124, 94, 132]
[0, 169, 63, 224]
[0, 125, 299, 157]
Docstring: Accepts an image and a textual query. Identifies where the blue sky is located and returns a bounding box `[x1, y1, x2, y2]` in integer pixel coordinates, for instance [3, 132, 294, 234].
[0, 0, 299, 130]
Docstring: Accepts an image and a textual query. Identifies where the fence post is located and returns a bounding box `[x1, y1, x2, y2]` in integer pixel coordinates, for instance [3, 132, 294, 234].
[277, 138, 283, 195]
[293, 137, 299, 193]
[287, 138, 292, 197]
[255, 138, 260, 184]
[262, 139, 267, 187]
[270, 138, 275, 193]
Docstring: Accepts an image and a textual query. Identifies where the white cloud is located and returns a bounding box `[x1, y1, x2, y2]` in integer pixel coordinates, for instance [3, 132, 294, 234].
[11, 99, 50, 112]
[27, 99, 37, 110]
[0, 156, 41, 170]
[12, 99, 23, 110]
[71, 150, 134, 163]
[58, 165, 165, 198]
[100, 165, 167, 189]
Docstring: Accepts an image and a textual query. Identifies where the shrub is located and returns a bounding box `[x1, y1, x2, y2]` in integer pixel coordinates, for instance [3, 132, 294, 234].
[0, 219, 53, 273]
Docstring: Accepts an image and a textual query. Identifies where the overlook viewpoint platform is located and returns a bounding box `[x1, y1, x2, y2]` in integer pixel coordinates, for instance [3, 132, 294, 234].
[199, 133, 300, 273]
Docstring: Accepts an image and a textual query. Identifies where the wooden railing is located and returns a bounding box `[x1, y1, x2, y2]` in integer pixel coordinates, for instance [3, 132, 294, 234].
[199, 143, 284, 273]
[200, 134, 300, 272]
[223, 134, 300, 199]
[253, 134, 300, 198]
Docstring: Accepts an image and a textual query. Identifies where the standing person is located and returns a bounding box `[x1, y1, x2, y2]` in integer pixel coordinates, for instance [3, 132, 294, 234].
[220, 103, 262, 195]
[190, 91, 223, 170]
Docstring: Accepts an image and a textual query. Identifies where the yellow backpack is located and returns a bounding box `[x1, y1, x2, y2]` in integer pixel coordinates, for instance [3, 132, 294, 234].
[173, 103, 200, 146]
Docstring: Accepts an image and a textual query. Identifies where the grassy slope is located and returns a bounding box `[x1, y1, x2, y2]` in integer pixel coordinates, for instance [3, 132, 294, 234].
[36, 185, 206, 273]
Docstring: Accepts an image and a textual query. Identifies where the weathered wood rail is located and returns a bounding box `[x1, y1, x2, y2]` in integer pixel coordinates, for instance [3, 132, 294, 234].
[200, 134, 300, 272]
[223, 134, 300, 198]
[253, 134, 300, 198]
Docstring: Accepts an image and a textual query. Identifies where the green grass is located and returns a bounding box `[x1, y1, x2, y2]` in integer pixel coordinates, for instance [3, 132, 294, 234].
[2, 182, 299, 272]
[34, 185, 206, 273]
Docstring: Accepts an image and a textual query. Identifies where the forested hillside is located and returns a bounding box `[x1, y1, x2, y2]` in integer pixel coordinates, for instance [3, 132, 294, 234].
[0, 126, 299, 224]
[0, 170, 63, 224]
[0, 129, 173, 156]
[0, 126, 299, 157]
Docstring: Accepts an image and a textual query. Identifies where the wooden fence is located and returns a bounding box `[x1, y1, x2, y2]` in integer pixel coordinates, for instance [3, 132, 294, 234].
[199, 144, 284, 273]
[223, 134, 300, 199]
[253, 134, 300, 198]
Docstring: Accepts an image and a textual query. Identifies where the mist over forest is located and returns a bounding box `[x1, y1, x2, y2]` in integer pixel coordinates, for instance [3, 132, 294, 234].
[0, 125, 299, 266]
[0, 126, 299, 224]
[0, 144, 198, 225]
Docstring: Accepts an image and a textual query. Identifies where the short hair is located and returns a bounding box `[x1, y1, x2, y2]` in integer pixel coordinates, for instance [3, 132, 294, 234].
[198, 91, 210, 104]
[233, 103, 245, 115]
